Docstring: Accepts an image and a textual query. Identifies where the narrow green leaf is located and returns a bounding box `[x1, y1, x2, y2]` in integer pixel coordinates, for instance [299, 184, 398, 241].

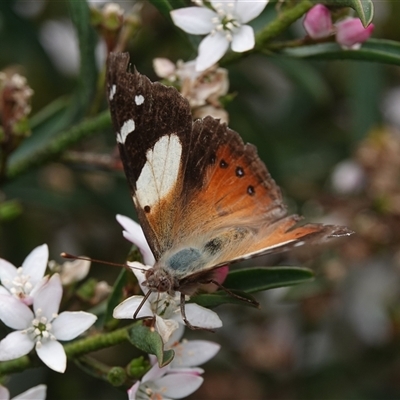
[223, 267, 314, 293]
[191, 290, 259, 309]
[68, 0, 98, 119]
[128, 324, 174, 368]
[322, 0, 374, 27]
[148, 0, 186, 21]
[104, 269, 128, 328]
[192, 267, 313, 309]
[281, 39, 400, 66]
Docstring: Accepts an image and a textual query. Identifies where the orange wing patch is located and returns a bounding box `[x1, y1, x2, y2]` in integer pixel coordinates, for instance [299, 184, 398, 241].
[188, 141, 287, 235]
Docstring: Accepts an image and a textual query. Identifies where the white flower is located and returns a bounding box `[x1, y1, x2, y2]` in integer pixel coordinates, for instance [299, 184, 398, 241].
[127, 359, 203, 400]
[116, 214, 155, 266]
[171, 0, 268, 71]
[0, 384, 47, 400]
[113, 263, 222, 343]
[0, 274, 97, 373]
[0, 244, 48, 305]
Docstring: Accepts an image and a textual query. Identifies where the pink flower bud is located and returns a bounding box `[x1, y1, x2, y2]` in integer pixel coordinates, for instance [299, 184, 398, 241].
[335, 18, 374, 50]
[303, 4, 333, 39]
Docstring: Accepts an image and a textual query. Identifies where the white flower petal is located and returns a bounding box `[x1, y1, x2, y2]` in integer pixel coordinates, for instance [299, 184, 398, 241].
[169, 367, 204, 375]
[0, 386, 10, 400]
[171, 340, 220, 367]
[0, 285, 10, 295]
[155, 316, 179, 344]
[0, 259, 17, 289]
[127, 261, 150, 288]
[29, 275, 48, 299]
[113, 295, 153, 320]
[165, 323, 185, 348]
[0, 294, 33, 329]
[210, 0, 232, 14]
[235, 0, 269, 23]
[170, 7, 216, 35]
[175, 303, 222, 329]
[0, 331, 35, 360]
[116, 215, 155, 266]
[33, 274, 62, 318]
[22, 244, 48, 286]
[36, 339, 66, 373]
[231, 25, 255, 52]
[52, 311, 97, 341]
[13, 384, 47, 400]
[196, 33, 229, 71]
[143, 362, 169, 382]
[157, 373, 203, 398]
[127, 382, 140, 400]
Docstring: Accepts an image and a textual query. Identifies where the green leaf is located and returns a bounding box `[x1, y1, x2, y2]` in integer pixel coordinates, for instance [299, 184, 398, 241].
[322, 0, 374, 27]
[68, 0, 98, 120]
[148, 0, 186, 21]
[192, 267, 314, 309]
[191, 290, 259, 309]
[103, 269, 128, 329]
[281, 39, 400, 66]
[128, 324, 174, 367]
[223, 266, 314, 293]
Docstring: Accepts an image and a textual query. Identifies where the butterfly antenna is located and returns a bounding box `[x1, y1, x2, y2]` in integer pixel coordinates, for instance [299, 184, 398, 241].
[60, 252, 145, 272]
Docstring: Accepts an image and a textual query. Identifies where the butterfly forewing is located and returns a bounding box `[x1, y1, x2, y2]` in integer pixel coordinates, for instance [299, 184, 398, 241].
[107, 53, 194, 259]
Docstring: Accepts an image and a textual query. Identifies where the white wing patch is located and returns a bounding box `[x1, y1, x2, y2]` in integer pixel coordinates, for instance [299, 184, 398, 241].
[109, 84, 116, 101]
[135, 95, 144, 105]
[117, 119, 135, 144]
[135, 134, 182, 208]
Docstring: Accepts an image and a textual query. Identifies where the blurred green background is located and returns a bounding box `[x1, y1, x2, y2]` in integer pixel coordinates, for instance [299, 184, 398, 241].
[2, 0, 400, 399]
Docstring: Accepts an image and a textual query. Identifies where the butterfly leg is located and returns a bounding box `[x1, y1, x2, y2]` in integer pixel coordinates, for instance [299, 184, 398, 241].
[179, 292, 215, 331]
[133, 290, 153, 320]
[203, 280, 260, 308]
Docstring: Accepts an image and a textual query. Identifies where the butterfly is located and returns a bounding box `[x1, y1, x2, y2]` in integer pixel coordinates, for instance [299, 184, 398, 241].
[107, 52, 352, 329]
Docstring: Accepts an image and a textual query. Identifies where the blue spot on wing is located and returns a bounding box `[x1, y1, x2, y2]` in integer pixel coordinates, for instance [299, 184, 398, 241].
[167, 248, 202, 272]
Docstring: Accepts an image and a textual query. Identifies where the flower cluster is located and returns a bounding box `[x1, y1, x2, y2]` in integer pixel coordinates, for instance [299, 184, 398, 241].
[128, 327, 220, 399]
[115, 215, 222, 397]
[153, 58, 230, 122]
[303, 4, 374, 49]
[0, 246, 97, 373]
[0, 72, 33, 139]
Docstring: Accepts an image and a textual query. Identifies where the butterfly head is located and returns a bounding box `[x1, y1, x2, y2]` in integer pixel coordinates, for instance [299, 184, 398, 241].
[143, 266, 176, 294]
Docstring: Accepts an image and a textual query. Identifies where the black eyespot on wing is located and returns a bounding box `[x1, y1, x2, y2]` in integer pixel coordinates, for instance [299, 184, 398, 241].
[236, 166, 244, 177]
[220, 159, 228, 168]
[247, 185, 255, 196]
[144, 205, 151, 213]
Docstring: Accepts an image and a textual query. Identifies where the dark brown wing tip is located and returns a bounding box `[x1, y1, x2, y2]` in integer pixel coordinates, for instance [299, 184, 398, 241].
[108, 52, 130, 72]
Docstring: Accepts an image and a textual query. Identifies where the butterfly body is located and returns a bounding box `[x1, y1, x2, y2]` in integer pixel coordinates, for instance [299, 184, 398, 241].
[107, 53, 352, 321]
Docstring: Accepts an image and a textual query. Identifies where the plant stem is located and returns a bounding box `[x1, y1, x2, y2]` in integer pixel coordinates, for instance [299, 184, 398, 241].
[5, 110, 111, 181]
[0, 325, 131, 377]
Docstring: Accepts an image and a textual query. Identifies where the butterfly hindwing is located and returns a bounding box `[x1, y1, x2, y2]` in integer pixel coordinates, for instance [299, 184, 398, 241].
[158, 116, 349, 276]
